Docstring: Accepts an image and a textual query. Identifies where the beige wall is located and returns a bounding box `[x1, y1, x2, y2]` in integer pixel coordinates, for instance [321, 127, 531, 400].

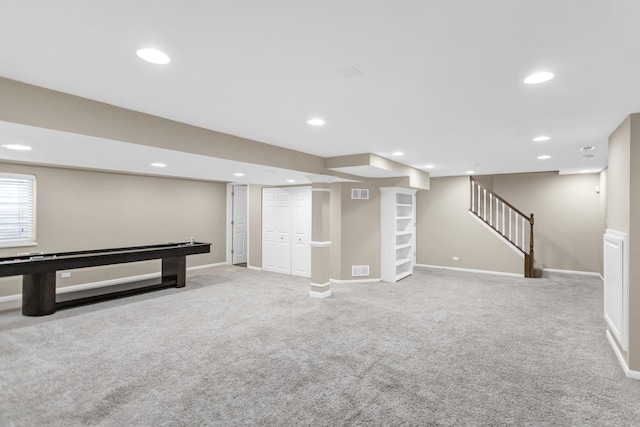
[338, 182, 381, 280]
[416, 172, 604, 275]
[329, 183, 342, 280]
[607, 116, 631, 233]
[628, 114, 640, 370]
[0, 163, 226, 298]
[416, 176, 522, 274]
[600, 169, 608, 231]
[492, 172, 605, 273]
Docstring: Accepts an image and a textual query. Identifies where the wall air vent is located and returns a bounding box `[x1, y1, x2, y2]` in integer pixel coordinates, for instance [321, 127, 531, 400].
[351, 189, 369, 200]
[352, 265, 370, 277]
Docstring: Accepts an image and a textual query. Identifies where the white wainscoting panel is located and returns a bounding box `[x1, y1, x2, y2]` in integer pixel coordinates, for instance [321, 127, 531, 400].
[603, 229, 628, 351]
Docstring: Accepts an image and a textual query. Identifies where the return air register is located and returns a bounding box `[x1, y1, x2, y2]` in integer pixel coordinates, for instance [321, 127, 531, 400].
[352, 265, 370, 277]
[351, 189, 369, 200]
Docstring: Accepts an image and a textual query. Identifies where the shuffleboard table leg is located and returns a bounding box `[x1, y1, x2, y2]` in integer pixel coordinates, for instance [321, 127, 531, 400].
[22, 272, 57, 316]
[162, 256, 186, 288]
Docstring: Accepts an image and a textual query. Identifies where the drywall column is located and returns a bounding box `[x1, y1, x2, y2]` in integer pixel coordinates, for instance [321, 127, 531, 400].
[606, 113, 640, 378]
[628, 114, 640, 374]
[310, 182, 331, 298]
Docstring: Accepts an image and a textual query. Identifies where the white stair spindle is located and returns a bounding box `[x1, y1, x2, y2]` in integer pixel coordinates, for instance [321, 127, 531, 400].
[471, 181, 475, 213]
[502, 203, 505, 235]
[489, 193, 493, 226]
[483, 189, 486, 220]
[515, 215, 518, 246]
[509, 208, 512, 240]
[521, 217, 525, 252]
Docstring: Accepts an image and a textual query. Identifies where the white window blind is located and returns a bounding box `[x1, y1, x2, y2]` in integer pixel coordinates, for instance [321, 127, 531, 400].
[0, 173, 36, 246]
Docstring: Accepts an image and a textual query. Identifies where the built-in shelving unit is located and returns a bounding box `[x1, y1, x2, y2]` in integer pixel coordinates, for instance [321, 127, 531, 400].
[380, 187, 417, 282]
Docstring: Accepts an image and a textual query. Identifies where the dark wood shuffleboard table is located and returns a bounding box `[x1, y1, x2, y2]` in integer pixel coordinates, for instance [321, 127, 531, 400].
[0, 242, 211, 316]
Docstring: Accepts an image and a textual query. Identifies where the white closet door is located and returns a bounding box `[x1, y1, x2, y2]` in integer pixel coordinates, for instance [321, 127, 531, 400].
[291, 186, 311, 277]
[262, 188, 278, 272]
[232, 185, 248, 264]
[262, 186, 311, 277]
[274, 189, 291, 274]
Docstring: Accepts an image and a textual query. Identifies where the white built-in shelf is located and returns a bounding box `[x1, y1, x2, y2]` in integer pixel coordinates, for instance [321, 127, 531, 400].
[381, 187, 417, 283]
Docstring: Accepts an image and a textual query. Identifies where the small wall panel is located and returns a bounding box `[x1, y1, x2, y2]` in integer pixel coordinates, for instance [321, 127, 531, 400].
[603, 229, 627, 351]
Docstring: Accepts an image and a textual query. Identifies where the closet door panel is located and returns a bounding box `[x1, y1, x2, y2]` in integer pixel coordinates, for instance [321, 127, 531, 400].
[291, 187, 311, 277]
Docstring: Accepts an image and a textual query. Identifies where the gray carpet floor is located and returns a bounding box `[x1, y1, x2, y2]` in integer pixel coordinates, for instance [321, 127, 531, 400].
[1, 266, 639, 426]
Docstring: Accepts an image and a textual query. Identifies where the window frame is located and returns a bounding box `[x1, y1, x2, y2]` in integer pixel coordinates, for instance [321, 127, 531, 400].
[0, 172, 37, 248]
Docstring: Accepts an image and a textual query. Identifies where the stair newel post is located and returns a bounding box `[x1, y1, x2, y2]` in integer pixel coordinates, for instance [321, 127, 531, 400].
[529, 213, 535, 278]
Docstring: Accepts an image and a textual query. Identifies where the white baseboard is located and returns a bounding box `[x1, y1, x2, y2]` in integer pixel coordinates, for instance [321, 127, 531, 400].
[544, 268, 603, 279]
[309, 289, 331, 298]
[0, 263, 228, 303]
[247, 265, 262, 272]
[329, 278, 381, 284]
[188, 262, 228, 271]
[310, 282, 330, 288]
[416, 264, 523, 278]
[0, 294, 22, 303]
[607, 329, 640, 380]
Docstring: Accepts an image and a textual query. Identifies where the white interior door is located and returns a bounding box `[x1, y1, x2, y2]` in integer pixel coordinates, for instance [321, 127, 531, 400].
[263, 188, 291, 274]
[232, 185, 247, 265]
[291, 187, 311, 277]
[262, 189, 277, 272]
[274, 189, 291, 274]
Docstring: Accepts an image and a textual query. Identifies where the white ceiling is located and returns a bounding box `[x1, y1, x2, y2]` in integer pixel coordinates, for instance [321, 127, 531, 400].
[1, 0, 639, 181]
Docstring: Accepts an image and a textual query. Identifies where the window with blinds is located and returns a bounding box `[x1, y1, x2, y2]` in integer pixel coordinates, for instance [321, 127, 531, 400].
[0, 173, 36, 247]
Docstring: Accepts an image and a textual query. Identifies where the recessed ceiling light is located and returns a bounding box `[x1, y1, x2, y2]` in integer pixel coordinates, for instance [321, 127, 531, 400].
[524, 71, 554, 84]
[2, 144, 32, 151]
[286, 179, 296, 183]
[136, 48, 170, 65]
[392, 151, 404, 156]
[150, 162, 166, 167]
[307, 118, 325, 126]
[233, 173, 245, 177]
[424, 164, 435, 169]
[533, 136, 550, 142]
[466, 170, 475, 175]
[537, 155, 551, 160]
